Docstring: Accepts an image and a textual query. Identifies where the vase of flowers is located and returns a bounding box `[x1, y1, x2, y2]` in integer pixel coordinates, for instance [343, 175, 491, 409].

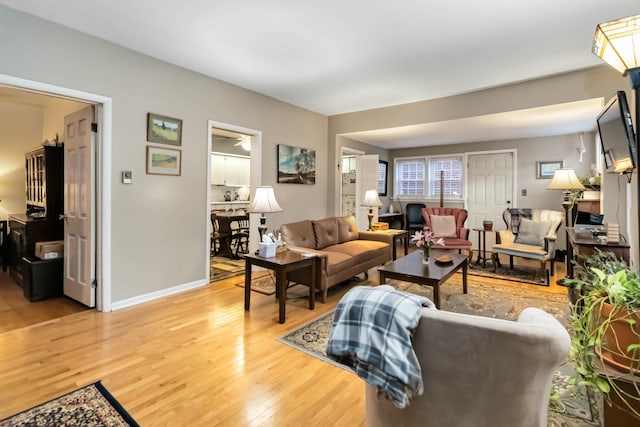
[411, 230, 444, 265]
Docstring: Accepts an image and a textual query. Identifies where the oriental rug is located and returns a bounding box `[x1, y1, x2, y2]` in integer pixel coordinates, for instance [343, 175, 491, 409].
[0, 381, 138, 427]
[278, 278, 602, 427]
[210, 256, 245, 281]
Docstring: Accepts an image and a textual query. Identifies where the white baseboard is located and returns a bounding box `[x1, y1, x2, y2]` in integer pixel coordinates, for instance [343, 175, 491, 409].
[110, 279, 209, 311]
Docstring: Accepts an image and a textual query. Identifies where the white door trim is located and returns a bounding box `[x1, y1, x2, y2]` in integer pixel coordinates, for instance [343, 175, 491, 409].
[0, 74, 112, 312]
[337, 146, 365, 216]
[207, 120, 262, 281]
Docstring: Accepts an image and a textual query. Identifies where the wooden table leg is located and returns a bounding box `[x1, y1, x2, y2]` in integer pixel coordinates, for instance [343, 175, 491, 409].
[308, 258, 316, 310]
[276, 269, 287, 324]
[244, 258, 252, 310]
[403, 234, 408, 256]
[392, 240, 397, 260]
[379, 271, 386, 285]
[462, 258, 468, 294]
[433, 284, 440, 309]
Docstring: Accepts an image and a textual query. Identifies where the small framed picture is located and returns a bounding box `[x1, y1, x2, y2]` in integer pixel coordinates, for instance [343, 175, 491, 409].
[536, 160, 563, 179]
[146, 146, 181, 176]
[378, 160, 388, 196]
[147, 113, 182, 146]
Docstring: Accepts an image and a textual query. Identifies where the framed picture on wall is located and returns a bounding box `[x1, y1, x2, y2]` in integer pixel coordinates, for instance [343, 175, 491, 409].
[536, 160, 563, 179]
[147, 113, 182, 146]
[277, 144, 316, 184]
[146, 146, 181, 176]
[378, 160, 388, 196]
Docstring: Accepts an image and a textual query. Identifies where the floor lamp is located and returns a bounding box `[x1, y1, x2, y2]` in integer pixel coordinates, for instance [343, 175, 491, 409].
[592, 14, 640, 266]
[250, 186, 283, 242]
[547, 168, 585, 285]
[362, 190, 382, 231]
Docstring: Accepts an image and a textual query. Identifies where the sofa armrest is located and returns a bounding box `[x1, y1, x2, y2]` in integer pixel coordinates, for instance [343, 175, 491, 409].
[543, 236, 557, 254]
[358, 231, 394, 245]
[459, 227, 470, 240]
[286, 246, 329, 271]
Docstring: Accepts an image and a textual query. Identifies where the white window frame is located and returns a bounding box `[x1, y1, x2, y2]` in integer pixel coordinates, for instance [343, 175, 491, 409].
[393, 154, 465, 201]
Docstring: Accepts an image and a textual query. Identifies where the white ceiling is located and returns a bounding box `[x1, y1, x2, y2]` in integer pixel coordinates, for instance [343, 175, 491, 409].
[1, 1, 636, 147]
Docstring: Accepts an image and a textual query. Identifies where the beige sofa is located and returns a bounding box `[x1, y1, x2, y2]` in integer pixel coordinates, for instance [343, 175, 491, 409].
[280, 216, 392, 302]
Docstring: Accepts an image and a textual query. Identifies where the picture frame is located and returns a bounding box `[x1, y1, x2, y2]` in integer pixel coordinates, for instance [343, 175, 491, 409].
[378, 160, 388, 196]
[147, 113, 182, 146]
[536, 160, 563, 179]
[146, 146, 181, 176]
[277, 144, 316, 184]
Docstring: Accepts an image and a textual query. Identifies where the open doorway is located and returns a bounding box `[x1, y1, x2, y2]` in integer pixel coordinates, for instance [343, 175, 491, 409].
[0, 75, 112, 333]
[207, 121, 262, 283]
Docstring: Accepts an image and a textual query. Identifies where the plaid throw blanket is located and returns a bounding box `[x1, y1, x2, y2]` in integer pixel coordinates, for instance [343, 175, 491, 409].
[326, 285, 435, 408]
[509, 208, 532, 234]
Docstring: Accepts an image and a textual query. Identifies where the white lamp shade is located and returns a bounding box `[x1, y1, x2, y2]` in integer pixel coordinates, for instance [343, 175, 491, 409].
[362, 189, 383, 207]
[547, 168, 585, 191]
[250, 186, 282, 213]
[593, 14, 640, 74]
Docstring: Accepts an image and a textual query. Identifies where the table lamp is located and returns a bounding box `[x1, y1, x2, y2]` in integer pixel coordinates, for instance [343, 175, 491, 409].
[362, 189, 382, 231]
[250, 186, 283, 241]
[547, 168, 584, 285]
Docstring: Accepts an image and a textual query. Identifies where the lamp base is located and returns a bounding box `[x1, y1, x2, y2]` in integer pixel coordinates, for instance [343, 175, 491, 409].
[367, 210, 374, 231]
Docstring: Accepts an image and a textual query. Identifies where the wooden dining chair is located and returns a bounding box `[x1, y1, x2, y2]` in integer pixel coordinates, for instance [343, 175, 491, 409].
[230, 214, 250, 258]
[210, 213, 231, 256]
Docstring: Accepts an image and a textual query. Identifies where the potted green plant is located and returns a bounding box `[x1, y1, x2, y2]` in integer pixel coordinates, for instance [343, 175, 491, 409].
[568, 250, 640, 422]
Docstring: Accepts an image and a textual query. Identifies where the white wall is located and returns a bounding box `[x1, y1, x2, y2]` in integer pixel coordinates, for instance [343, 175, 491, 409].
[0, 5, 328, 303]
[0, 100, 42, 219]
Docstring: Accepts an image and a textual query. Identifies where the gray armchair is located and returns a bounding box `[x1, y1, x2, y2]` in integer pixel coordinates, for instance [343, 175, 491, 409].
[365, 307, 570, 427]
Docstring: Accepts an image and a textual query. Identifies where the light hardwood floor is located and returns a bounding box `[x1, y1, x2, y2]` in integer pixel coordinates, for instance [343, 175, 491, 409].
[0, 253, 569, 426]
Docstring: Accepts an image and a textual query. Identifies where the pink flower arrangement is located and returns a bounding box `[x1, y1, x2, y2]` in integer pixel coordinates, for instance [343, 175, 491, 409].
[411, 230, 444, 251]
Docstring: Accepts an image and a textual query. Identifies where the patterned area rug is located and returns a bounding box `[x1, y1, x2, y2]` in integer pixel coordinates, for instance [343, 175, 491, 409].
[210, 256, 245, 281]
[0, 381, 138, 427]
[278, 277, 602, 427]
[469, 262, 546, 285]
[234, 272, 277, 296]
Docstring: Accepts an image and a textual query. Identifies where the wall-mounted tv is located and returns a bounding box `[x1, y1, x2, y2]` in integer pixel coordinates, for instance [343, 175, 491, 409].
[597, 90, 636, 174]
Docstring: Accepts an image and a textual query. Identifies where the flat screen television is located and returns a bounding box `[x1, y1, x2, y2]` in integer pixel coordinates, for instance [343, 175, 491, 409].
[597, 90, 636, 174]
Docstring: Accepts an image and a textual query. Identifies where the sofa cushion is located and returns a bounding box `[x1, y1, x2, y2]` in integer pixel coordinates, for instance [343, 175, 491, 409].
[312, 218, 339, 249]
[324, 240, 389, 265]
[280, 220, 316, 249]
[322, 250, 355, 276]
[336, 216, 359, 243]
[515, 218, 551, 247]
[430, 215, 457, 237]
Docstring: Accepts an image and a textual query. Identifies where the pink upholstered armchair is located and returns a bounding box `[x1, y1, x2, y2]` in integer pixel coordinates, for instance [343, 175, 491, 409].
[421, 207, 472, 255]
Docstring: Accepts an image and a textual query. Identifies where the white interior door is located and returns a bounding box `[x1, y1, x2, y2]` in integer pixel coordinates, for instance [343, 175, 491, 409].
[356, 154, 379, 230]
[63, 106, 96, 307]
[467, 152, 514, 250]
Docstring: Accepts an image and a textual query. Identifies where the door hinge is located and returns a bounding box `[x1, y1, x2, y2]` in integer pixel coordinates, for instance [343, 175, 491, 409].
[91, 122, 98, 133]
[91, 279, 97, 288]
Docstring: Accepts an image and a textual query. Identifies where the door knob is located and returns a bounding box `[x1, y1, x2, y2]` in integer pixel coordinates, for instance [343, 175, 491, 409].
[506, 200, 511, 204]
[59, 214, 67, 221]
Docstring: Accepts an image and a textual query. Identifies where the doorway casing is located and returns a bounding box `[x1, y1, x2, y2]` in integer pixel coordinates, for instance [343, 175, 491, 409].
[0, 73, 112, 312]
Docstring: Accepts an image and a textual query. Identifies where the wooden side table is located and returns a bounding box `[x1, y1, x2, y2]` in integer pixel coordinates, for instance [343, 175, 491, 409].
[472, 228, 494, 268]
[244, 251, 318, 324]
[376, 229, 409, 260]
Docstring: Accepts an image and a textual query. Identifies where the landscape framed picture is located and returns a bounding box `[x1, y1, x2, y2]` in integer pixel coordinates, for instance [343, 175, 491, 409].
[147, 113, 182, 146]
[277, 144, 316, 184]
[146, 146, 181, 176]
[536, 160, 563, 179]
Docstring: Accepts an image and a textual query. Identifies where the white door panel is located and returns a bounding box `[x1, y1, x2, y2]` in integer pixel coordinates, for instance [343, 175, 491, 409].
[467, 153, 514, 251]
[64, 106, 96, 307]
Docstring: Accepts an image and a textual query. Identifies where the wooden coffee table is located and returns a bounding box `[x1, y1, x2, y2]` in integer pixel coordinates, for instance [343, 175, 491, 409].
[378, 249, 468, 309]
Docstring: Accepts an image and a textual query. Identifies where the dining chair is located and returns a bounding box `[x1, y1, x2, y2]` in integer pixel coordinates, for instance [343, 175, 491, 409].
[230, 214, 250, 258]
[210, 213, 231, 256]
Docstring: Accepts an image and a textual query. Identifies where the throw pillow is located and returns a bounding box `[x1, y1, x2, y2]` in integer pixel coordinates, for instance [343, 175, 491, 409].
[312, 218, 339, 249]
[336, 216, 359, 243]
[514, 218, 552, 247]
[430, 215, 457, 237]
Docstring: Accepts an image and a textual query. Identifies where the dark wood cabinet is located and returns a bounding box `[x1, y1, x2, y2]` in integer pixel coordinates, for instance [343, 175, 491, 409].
[25, 145, 64, 218]
[8, 145, 65, 300]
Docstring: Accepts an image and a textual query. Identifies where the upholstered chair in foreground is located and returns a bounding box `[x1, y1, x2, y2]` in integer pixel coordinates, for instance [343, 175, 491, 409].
[365, 307, 570, 427]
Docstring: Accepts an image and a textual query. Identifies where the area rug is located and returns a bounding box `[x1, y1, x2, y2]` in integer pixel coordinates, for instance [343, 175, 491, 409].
[210, 256, 245, 281]
[278, 278, 602, 427]
[234, 272, 277, 296]
[469, 263, 546, 285]
[0, 381, 138, 427]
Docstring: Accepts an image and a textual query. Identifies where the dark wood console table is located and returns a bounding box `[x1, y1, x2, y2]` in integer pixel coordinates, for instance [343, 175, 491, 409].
[566, 227, 630, 279]
[378, 212, 405, 230]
